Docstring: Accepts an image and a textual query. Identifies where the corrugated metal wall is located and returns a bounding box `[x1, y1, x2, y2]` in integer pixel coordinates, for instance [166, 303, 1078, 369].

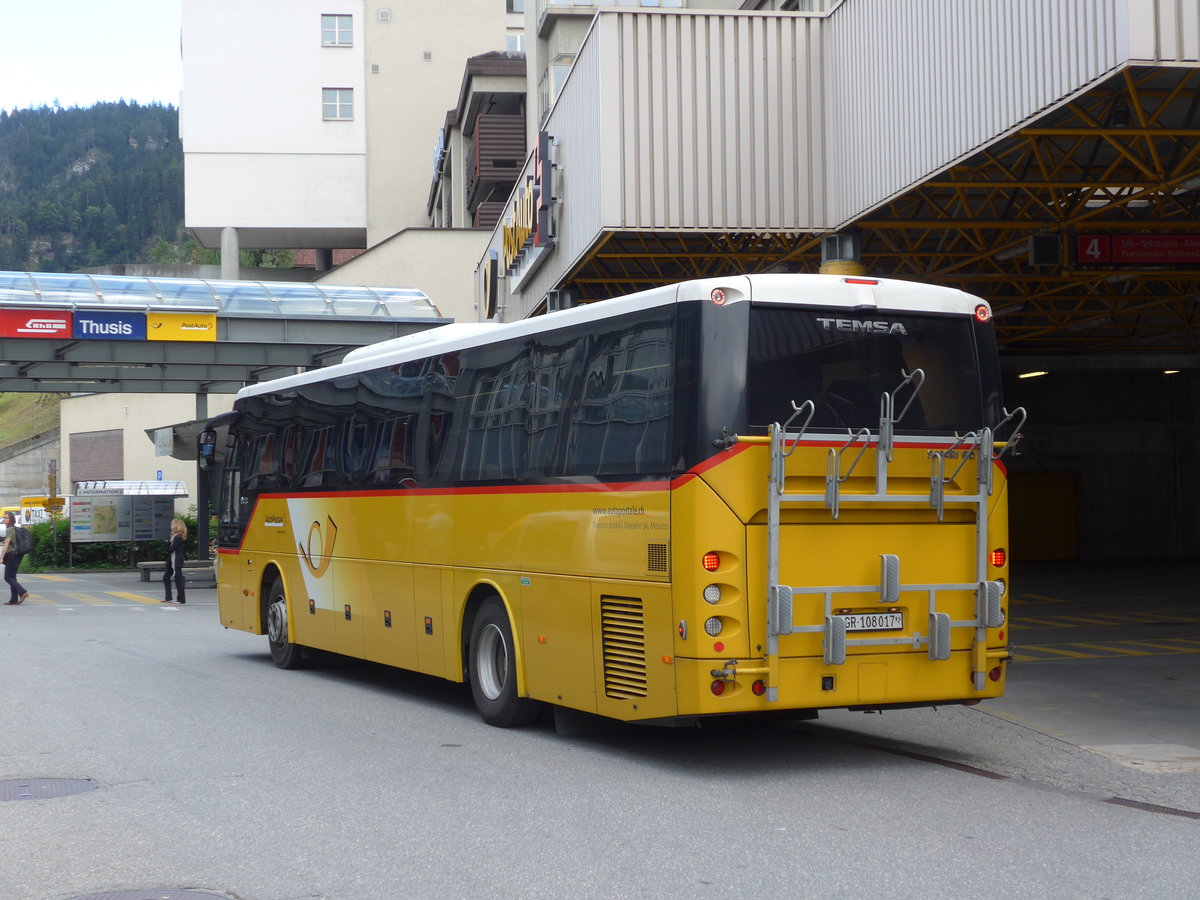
[603, 11, 824, 231]
[822, 0, 1126, 224]
[1128, 0, 1200, 62]
[488, 1, 1200, 320]
[509, 20, 606, 317]
[823, 0, 1198, 224]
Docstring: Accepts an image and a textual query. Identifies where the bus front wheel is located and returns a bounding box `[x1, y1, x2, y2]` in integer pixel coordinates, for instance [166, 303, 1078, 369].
[266, 576, 305, 670]
[468, 597, 540, 727]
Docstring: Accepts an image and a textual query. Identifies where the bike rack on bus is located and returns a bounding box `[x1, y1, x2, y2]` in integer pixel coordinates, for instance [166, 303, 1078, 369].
[823, 369, 924, 520]
[737, 368, 1026, 700]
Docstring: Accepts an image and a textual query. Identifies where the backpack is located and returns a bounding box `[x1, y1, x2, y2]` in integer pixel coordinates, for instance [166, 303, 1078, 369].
[11, 524, 32, 555]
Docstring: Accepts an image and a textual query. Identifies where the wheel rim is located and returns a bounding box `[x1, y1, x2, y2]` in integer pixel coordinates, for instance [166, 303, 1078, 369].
[267, 597, 288, 646]
[476, 622, 508, 701]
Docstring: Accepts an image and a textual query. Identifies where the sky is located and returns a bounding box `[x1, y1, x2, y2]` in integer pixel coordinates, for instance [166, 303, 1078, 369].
[0, 1, 182, 113]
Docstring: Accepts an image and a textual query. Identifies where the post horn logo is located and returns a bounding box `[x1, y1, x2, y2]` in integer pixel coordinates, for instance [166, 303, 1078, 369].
[299, 516, 338, 577]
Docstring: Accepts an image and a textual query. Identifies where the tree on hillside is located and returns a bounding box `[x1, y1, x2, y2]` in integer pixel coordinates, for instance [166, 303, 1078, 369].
[0, 102, 187, 271]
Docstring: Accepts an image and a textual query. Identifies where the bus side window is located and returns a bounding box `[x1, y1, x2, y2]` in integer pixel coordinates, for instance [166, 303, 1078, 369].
[563, 317, 673, 478]
[527, 341, 573, 477]
[366, 414, 416, 486]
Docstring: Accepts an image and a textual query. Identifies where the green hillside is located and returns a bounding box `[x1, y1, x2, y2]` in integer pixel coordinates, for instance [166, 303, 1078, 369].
[0, 102, 185, 270]
[0, 393, 61, 452]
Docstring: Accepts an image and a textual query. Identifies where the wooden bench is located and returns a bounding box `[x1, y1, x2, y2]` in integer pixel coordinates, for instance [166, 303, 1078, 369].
[136, 559, 216, 583]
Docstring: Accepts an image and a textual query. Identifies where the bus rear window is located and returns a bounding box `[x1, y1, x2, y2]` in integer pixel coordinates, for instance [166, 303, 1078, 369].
[746, 306, 992, 434]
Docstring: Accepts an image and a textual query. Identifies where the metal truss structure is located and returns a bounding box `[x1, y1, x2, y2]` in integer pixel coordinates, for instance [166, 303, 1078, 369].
[563, 66, 1200, 357]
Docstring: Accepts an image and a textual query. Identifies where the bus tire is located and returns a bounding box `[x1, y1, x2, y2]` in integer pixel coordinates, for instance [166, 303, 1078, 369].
[469, 596, 540, 727]
[266, 575, 305, 670]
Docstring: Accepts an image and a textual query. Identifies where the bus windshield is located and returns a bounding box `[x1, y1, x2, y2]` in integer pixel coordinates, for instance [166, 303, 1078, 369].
[746, 305, 998, 433]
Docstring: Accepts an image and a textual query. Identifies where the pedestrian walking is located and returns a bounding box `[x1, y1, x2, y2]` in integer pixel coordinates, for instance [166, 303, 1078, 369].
[162, 518, 188, 604]
[2, 511, 30, 605]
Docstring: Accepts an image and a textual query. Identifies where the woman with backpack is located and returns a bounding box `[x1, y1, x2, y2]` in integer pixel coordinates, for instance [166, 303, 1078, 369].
[2, 511, 30, 605]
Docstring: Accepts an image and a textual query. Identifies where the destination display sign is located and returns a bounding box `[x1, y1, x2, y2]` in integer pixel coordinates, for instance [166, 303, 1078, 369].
[73, 310, 146, 341]
[1076, 233, 1200, 265]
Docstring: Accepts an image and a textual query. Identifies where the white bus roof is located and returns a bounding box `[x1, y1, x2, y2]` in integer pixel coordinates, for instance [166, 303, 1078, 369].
[237, 274, 986, 400]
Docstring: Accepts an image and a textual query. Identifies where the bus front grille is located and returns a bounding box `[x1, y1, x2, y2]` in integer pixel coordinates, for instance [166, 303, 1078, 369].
[601, 595, 648, 699]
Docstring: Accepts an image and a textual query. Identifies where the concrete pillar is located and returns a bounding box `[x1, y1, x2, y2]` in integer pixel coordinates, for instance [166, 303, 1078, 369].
[220, 227, 240, 280]
[315, 248, 334, 272]
[194, 391, 210, 562]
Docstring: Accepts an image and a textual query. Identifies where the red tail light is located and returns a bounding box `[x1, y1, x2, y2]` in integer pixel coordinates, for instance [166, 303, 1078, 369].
[990, 548, 1007, 567]
[710, 680, 726, 696]
[702, 552, 721, 572]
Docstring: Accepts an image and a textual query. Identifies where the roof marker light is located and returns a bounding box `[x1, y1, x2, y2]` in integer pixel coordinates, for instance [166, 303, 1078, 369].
[710, 288, 727, 306]
[974, 304, 992, 323]
[843, 278, 879, 285]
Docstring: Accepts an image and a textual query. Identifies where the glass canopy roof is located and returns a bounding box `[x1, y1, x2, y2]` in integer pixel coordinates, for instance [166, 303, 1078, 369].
[0, 272, 442, 319]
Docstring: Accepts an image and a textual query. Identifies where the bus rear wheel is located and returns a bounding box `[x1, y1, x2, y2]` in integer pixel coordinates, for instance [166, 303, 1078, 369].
[469, 596, 540, 727]
[266, 576, 305, 670]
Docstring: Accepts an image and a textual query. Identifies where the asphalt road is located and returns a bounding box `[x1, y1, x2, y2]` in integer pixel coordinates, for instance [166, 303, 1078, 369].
[1, 564, 1197, 900]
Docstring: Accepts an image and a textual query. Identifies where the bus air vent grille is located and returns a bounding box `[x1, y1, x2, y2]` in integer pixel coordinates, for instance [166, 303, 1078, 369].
[647, 542, 668, 574]
[600, 595, 647, 699]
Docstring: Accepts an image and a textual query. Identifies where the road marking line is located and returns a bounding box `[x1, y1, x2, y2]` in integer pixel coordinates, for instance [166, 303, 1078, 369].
[1024, 645, 1093, 658]
[1010, 617, 1070, 627]
[1122, 640, 1200, 653]
[65, 591, 116, 606]
[106, 591, 161, 606]
[1017, 593, 1067, 604]
[1072, 642, 1153, 656]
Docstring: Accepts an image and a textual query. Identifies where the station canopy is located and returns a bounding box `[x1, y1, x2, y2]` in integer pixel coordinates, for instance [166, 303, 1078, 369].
[74, 480, 190, 496]
[0, 271, 450, 394]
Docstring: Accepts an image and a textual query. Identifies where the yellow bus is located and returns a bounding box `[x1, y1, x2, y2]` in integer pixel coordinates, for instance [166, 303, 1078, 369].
[200, 274, 1025, 727]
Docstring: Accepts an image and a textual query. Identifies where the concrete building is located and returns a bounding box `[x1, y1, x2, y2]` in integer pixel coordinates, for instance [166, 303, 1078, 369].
[59, 393, 236, 518]
[181, 0, 521, 320]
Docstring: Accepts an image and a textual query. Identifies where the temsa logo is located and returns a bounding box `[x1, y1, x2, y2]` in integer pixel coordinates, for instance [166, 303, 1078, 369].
[816, 317, 908, 335]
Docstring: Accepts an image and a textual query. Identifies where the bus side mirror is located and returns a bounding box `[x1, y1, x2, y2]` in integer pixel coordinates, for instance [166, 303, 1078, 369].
[197, 429, 217, 471]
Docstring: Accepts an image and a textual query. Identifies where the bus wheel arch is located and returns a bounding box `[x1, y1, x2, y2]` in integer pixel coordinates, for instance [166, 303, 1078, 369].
[264, 568, 305, 670]
[465, 590, 541, 727]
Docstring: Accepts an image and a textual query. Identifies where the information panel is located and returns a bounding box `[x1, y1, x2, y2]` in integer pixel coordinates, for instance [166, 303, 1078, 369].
[70, 496, 174, 543]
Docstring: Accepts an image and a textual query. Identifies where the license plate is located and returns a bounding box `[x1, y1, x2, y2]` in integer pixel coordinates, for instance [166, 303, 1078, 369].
[840, 612, 903, 632]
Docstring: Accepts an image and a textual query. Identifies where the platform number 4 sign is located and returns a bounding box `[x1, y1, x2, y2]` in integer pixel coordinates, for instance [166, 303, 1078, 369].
[1077, 234, 1111, 263]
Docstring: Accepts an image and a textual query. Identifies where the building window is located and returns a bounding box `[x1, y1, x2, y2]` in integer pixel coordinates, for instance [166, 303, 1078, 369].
[507, 0, 525, 12]
[321, 14, 353, 46]
[539, 56, 574, 122]
[322, 88, 354, 120]
[506, 32, 525, 52]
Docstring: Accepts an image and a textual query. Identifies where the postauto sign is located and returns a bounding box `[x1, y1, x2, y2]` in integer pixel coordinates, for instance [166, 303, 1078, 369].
[0, 309, 216, 341]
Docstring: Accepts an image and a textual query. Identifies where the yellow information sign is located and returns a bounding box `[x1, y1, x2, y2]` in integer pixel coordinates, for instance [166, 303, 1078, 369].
[147, 312, 218, 342]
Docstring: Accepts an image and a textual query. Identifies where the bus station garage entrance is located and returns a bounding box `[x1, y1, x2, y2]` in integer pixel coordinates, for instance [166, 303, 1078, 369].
[532, 64, 1200, 563]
